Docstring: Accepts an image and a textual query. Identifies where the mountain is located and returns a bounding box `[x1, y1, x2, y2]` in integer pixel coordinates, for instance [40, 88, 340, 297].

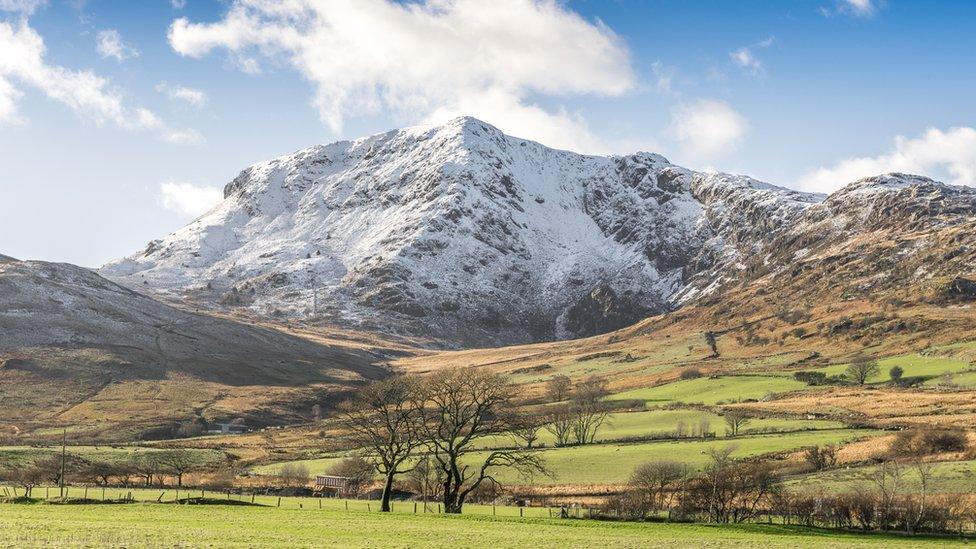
[0, 254, 395, 440]
[100, 117, 976, 347]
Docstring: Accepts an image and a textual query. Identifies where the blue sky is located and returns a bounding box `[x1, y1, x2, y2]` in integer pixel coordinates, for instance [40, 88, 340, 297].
[1, 0, 974, 267]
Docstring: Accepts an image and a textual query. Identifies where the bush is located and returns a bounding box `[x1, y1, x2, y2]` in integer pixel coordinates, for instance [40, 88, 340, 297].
[889, 429, 968, 457]
[802, 444, 838, 471]
[679, 368, 703, 380]
[889, 365, 904, 383]
[793, 371, 828, 386]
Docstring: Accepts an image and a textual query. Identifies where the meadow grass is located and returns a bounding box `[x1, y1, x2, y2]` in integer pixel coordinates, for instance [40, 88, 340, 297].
[0, 445, 224, 467]
[788, 459, 976, 494]
[606, 375, 809, 406]
[466, 408, 845, 450]
[815, 354, 972, 384]
[0, 500, 964, 548]
[253, 428, 877, 483]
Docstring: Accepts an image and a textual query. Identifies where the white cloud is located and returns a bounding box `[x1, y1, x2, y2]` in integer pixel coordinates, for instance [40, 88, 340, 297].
[167, 0, 635, 153]
[650, 61, 674, 95]
[156, 82, 207, 108]
[823, 0, 879, 18]
[0, 75, 22, 124]
[160, 181, 222, 217]
[797, 127, 976, 192]
[669, 99, 749, 161]
[0, 19, 199, 143]
[170, 0, 186, 8]
[730, 37, 774, 75]
[0, 0, 45, 15]
[96, 29, 139, 61]
[162, 127, 205, 145]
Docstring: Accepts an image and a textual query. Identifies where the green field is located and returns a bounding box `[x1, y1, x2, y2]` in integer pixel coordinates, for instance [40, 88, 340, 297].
[815, 354, 972, 384]
[254, 429, 877, 483]
[607, 375, 809, 406]
[0, 445, 225, 467]
[789, 459, 976, 494]
[470, 409, 845, 450]
[0, 502, 962, 548]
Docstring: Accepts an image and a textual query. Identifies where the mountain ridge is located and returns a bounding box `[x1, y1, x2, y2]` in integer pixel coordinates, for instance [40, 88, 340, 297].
[99, 117, 976, 347]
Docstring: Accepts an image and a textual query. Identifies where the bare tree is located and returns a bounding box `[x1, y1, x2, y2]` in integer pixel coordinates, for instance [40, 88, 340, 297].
[326, 456, 373, 496]
[723, 411, 751, 437]
[545, 375, 572, 402]
[406, 455, 442, 511]
[338, 376, 423, 512]
[911, 460, 936, 534]
[570, 377, 609, 445]
[3, 463, 45, 498]
[159, 449, 197, 488]
[573, 377, 609, 403]
[803, 444, 838, 471]
[846, 354, 880, 385]
[511, 414, 543, 449]
[81, 461, 118, 486]
[682, 448, 780, 523]
[629, 460, 689, 517]
[412, 367, 548, 513]
[542, 404, 574, 446]
[870, 459, 903, 530]
[277, 463, 310, 490]
[130, 454, 162, 487]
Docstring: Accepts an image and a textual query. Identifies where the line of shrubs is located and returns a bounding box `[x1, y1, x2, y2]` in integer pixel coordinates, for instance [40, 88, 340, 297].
[600, 427, 974, 535]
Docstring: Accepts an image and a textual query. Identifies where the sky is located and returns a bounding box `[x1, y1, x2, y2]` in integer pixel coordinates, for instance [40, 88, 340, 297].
[1, 0, 975, 267]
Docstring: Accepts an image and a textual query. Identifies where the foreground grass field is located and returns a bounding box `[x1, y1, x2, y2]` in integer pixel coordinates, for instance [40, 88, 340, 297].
[0, 502, 966, 548]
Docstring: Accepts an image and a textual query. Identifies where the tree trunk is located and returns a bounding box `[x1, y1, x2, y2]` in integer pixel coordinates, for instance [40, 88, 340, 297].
[380, 472, 396, 512]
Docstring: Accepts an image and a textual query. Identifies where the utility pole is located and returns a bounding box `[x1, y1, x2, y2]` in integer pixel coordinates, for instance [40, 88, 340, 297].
[59, 429, 66, 499]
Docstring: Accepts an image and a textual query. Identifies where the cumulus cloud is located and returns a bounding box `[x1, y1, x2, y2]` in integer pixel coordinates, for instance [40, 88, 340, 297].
[797, 127, 976, 192]
[730, 37, 774, 75]
[166, 0, 635, 153]
[669, 99, 749, 161]
[160, 181, 222, 217]
[170, 0, 186, 8]
[156, 82, 207, 108]
[96, 29, 139, 61]
[0, 19, 199, 142]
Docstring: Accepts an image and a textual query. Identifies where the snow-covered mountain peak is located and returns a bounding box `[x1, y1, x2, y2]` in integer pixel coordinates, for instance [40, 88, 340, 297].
[101, 118, 959, 347]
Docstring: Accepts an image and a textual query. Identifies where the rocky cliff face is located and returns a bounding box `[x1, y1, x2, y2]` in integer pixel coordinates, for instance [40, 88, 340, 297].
[100, 118, 976, 347]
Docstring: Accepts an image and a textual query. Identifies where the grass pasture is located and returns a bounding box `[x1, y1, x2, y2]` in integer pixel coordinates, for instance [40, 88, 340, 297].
[607, 375, 809, 406]
[253, 428, 878, 483]
[789, 459, 976, 495]
[0, 501, 963, 548]
[815, 354, 972, 384]
[0, 445, 225, 468]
